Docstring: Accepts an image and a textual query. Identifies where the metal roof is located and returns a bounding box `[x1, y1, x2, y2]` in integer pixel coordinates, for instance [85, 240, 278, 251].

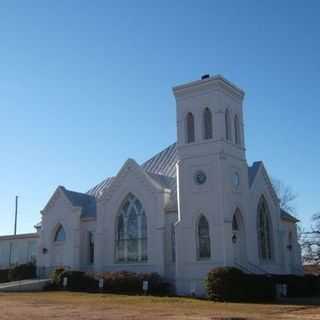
[87, 143, 177, 198]
[280, 209, 299, 223]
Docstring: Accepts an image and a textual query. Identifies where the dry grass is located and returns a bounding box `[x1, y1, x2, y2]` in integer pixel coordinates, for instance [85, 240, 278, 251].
[0, 291, 319, 320]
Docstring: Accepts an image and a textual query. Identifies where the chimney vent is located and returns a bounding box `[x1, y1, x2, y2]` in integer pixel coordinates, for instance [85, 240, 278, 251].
[201, 74, 210, 80]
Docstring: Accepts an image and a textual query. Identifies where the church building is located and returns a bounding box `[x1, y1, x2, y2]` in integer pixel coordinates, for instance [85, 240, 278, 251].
[1, 75, 303, 295]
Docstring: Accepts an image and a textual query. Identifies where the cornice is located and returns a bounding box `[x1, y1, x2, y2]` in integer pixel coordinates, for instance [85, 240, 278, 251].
[173, 75, 245, 102]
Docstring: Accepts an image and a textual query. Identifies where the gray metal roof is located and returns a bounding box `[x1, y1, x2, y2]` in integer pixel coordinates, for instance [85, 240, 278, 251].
[63, 187, 96, 218]
[142, 143, 177, 177]
[87, 143, 177, 198]
[248, 161, 262, 187]
[280, 209, 299, 223]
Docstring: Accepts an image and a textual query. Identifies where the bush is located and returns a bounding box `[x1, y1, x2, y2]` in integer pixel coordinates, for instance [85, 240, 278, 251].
[271, 274, 320, 297]
[205, 267, 276, 302]
[0, 269, 9, 283]
[205, 267, 246, 301]
[54, 270, 97, 291]
[99, 271, 169, 295]
[8, 262, 36, 281]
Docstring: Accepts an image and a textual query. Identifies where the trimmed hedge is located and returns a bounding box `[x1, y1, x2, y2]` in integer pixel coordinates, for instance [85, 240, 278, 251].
[0, 269, 9, 283]
[205, 267, 320, 302]
[205, 267, 275, 302]
[50, 269, 170, 295]
[100, 271, 169, 294]
[8, 262, 36, 281]
[271, 274, 320, 297]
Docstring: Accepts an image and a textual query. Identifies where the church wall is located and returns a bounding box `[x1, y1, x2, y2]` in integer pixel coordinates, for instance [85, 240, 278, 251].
[79, 219, 96, 271]
[164, 211, 178, 282]
[94, 166, 168, 277]
[248, 172, 283, 274]
[280, 220, 303, 275]
[37, 192, 81, 271]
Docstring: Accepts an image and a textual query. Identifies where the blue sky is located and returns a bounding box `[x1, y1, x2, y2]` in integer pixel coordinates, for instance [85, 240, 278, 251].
[0, 1, 319, 234]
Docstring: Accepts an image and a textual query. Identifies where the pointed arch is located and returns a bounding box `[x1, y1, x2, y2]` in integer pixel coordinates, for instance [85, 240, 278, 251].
[225, 109, 231, 141]
[54, 224, 66, 242]
[257, 196, 273, 261]
[115, 193, 147, 263]
[234, 114, 241, 145]
[203, 107, 213, 140]
[186, 112, 195, 143]
[196, 215, 211, 259]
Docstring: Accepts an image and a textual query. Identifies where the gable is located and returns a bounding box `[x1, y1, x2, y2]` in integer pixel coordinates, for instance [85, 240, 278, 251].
[97, 158, 170, 203]
[87, 143, 177, 199]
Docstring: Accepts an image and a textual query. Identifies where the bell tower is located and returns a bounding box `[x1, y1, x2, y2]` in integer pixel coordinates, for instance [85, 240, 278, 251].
[173, 75, 250, 295]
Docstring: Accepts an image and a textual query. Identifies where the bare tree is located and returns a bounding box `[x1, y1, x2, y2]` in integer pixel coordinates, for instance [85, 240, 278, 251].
[301, 213, 320, 265]
[272, 178, 298, 215]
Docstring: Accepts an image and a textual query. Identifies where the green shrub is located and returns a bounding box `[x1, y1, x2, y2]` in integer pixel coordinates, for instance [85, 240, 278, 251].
[205, 267, 246, 301]
[205, 267, 276, 302]
[0, 269, 9, 283]
[8, 262, 36, 281]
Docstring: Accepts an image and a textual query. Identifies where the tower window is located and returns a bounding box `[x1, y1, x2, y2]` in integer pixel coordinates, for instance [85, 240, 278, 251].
[203, 107, 213, 140]
[225, 109, 231, 141]
[186, 112, 195, 143]
[197, 215, 211, 259]
[234, 115, 241, 145]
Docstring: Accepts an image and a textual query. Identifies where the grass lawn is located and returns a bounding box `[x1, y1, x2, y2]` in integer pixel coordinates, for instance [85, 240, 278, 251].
[0, 292, 319, 320]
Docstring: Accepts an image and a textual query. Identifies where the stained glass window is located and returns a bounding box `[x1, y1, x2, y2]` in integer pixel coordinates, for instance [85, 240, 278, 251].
[115, 193, 147, 263]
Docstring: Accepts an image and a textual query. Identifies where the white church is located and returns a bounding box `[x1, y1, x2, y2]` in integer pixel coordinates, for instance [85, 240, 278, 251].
[0, 75, 303, 295]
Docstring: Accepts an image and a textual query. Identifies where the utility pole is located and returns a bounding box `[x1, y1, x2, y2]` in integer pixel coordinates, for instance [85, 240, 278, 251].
[9, 196, 18, 266]
[14, 196, 18, 235]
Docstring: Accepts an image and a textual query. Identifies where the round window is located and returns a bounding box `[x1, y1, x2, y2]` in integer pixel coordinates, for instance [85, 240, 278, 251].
[194, 170, 207, 185]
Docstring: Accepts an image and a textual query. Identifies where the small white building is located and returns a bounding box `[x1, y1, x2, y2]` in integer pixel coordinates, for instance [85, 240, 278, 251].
[1, 75, 303, 295]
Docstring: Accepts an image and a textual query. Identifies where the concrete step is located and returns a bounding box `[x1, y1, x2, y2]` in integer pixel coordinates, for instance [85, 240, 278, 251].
[0, 279, 51, 292]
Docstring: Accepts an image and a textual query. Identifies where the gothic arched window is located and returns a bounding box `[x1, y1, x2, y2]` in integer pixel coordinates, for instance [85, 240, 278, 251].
[186, 112, 195, 143]
[203, 107, 213, 140]
[115, 193, 147, 262]
[54, 225, 66, 242]
[197, 215, 211, 259]
[257, 197, 273, 261]
[225, 109, 231, 141]
[232, 213, 239, 231]
[234, 115, 241, 145]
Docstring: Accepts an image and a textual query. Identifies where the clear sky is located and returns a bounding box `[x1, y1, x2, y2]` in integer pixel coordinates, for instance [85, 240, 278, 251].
[0, 1, 319, 234]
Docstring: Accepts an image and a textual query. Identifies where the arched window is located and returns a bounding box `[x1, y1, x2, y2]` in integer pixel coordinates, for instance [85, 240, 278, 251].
[54, 225, 66, 242]
[225, 109, 231, 141]
[257, 197, 272, 261]
[203, 107, 213, 140]
[115, 193, 147, 262]
[234, 115, 241, 145]
[288, 231, 293, 250]
[232, 214, 239, 231]
[186, 112, 195, 143]
[197, 215, 211, 259]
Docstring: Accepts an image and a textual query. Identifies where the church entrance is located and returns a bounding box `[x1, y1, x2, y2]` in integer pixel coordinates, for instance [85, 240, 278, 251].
[232, 210, 246, 266]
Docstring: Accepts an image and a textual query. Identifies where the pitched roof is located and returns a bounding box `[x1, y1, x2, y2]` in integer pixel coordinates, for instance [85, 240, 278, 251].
[87, 143, 177, 198]
[248, 161, 262, 187]
[62, 187, 96, 218]
[280, 209, 299, 223]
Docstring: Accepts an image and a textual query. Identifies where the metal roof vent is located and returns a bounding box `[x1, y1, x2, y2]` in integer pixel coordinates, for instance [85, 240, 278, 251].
[201, 74, 210, 80]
